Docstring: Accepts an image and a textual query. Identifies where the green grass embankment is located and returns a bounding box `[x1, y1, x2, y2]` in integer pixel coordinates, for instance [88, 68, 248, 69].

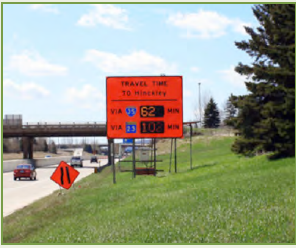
[3, 136, 295, 243]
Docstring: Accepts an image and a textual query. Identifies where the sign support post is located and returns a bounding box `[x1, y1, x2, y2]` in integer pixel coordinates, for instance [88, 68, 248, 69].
[118, 144, 121, 171]
[169, 138, 173, 173]
[175, 138, 177, 173]
[58, 186, 63, 196]
[154, 138, 156, 176]
[108, 139, 111, 166]
[190, 124, 192, 170]
[133, 139, 136, 178]
[110, 139, 116, 184]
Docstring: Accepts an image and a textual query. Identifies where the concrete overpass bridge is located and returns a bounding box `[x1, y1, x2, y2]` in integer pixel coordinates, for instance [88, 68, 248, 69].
[3, 122, 108, 159]
[3, 122, 107, 138]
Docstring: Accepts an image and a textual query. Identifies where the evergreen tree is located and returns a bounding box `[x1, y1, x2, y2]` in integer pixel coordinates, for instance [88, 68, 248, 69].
[83, 144, 93, 153]
[203, 97, 220, 128]
[3, 139, 8, 153]
[43, 140, 48, 152]
[50, 141, 57, 154]
[224, 94, 237, 127]
[231, 4, 295, 158]
[83, 144, 88, 152]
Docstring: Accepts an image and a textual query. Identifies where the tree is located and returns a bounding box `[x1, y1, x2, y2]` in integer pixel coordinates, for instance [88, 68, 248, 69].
[193, 89, 213, 127]
[224, 94, 237, 127]
[43, 140, 48, 152]
[10, 138, 21, 152]
[231, 4, 295, 158]
[3, 139, 9, 153]
[203, 97, 220, 128]
[49, 141, 57, 154]
[84, 144, 93, 154]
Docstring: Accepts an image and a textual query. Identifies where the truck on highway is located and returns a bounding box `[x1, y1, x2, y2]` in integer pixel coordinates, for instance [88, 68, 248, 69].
[71, 148, 83, 167]
[73, 148, 83, 157]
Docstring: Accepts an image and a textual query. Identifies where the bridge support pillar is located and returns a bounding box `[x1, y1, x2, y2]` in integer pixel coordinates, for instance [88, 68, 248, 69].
[22, 137, 34, 159]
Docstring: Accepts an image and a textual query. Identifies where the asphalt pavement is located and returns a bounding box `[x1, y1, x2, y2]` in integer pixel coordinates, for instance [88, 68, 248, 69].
[3, 159, 108, 217]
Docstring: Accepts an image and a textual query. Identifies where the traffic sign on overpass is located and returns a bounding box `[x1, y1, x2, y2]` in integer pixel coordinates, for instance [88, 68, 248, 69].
[123, 139, 133, 143]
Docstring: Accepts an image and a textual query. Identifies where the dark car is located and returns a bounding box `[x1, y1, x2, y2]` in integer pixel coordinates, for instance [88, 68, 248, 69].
[90, 156, 98, 163]
[70, 156, 83, 167]
[14, 164, 36, 181]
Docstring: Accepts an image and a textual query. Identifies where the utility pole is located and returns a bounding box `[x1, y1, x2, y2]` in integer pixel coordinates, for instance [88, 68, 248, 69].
[93, 136, 95, 154]
[198, 82, 202, 127]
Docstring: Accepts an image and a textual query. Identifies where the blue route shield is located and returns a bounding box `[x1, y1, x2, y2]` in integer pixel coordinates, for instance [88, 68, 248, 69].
[126, 107, 136, 117]
[126, 123, 137, 133]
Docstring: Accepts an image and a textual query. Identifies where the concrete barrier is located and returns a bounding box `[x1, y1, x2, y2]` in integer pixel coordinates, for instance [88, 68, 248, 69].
[3, 159, 33, 173]
[3, 155, 93, 173]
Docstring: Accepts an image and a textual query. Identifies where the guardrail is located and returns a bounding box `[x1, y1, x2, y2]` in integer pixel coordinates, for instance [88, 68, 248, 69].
[3, 157, 71, 172]
[3, 122, 107, 138]
[3, 155, 95, 172]
[3, 122, 106, 129]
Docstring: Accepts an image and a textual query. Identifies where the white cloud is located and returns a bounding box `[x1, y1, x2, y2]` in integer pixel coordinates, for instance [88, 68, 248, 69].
[167, 9, 251, 39]
[4, 79, 50, 100]
[190, 66, 200, 72]
[30, 4, 59, 14]
[83, 49, 177, 75]
[77, 4, 131, 30]
[218, 66, 248, 87]
[6, 50, 68, 76]
[153, 8, 172, 15]
[184, 89, 193, 97]
[64, 84, 106, 110]
[231, 19, 251, 35]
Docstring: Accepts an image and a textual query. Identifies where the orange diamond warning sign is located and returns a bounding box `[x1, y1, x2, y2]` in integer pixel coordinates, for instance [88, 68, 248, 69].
[50, 161, 80, 189]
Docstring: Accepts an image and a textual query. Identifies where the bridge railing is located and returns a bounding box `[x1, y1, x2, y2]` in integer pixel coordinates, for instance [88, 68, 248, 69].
[3, 122, 106, 129]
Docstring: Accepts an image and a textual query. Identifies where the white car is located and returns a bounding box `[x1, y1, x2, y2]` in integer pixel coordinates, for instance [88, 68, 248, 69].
[70, 156, 83, 167]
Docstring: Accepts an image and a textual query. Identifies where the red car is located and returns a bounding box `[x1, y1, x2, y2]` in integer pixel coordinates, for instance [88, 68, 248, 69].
[14, 164, 37, 181]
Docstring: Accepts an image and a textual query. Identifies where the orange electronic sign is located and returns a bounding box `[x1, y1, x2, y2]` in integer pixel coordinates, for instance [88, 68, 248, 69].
[106, 76, 183, 139]
[50, 161, 80, 190]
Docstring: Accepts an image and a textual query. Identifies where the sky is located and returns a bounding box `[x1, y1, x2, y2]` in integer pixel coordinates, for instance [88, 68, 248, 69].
[3, 3, 257, 143]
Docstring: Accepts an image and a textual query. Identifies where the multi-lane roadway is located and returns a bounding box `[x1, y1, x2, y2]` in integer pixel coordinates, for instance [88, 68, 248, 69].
[3, 159, 108, 217]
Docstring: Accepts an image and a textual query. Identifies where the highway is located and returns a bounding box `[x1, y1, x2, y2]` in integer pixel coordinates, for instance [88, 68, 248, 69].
[3, 159, 108, 217]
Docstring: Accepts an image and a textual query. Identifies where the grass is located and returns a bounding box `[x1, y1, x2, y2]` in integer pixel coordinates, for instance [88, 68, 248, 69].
[3, 136, 295, 243]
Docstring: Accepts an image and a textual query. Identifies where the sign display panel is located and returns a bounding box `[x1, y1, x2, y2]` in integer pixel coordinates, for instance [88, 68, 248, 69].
[106, 76, 183, 138]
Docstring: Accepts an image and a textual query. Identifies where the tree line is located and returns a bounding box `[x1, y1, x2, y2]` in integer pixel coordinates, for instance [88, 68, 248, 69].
[192, 94, 236, 129]
[3, 137, 98, 155]
[3, 138, 57, 154]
